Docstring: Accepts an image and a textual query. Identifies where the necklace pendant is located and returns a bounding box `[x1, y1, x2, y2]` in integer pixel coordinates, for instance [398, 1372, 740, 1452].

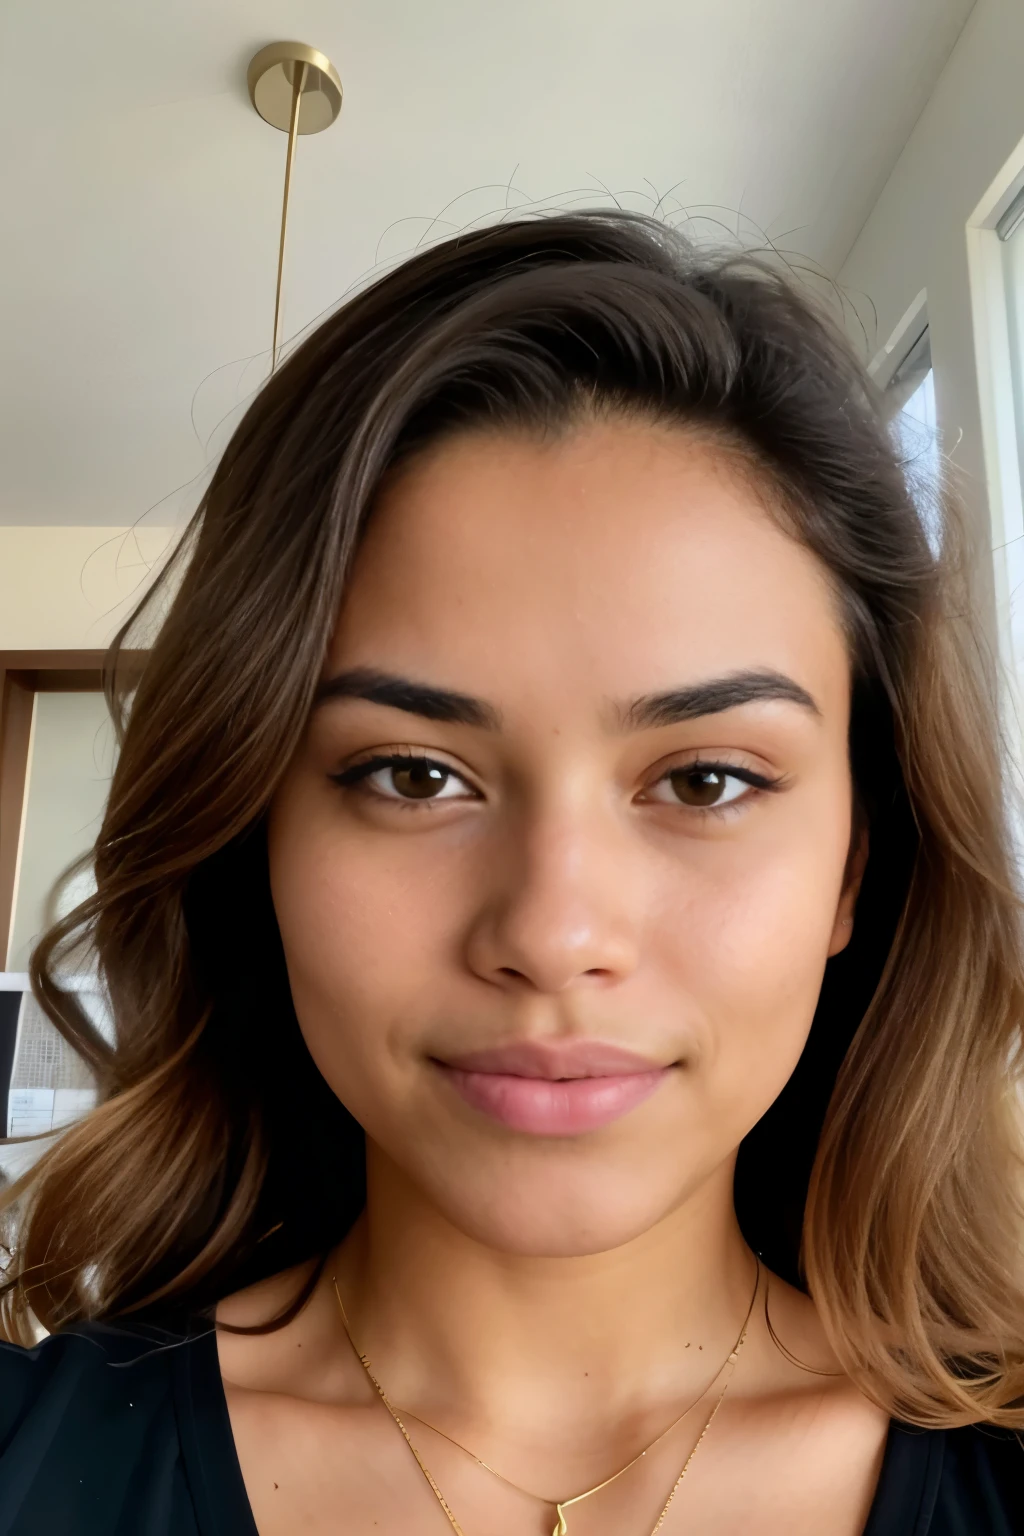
[552, 1506, 569, 1536]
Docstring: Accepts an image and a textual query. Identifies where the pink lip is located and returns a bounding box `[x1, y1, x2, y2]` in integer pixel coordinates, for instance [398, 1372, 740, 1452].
[435, 1040, 672, 1136]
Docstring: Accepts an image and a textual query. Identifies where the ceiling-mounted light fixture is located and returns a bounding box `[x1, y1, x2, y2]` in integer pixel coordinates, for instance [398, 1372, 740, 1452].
[247, 42, 343, 371]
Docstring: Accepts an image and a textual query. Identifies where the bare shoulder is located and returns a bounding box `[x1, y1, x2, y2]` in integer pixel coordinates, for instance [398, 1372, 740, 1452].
[742, 1267, 890, 1459]
[215, 1257, 359, 1402]
[701, 1267, 891, 1534]
[755, 1267, 851, 1384]
[736, 1265, 890, 1429]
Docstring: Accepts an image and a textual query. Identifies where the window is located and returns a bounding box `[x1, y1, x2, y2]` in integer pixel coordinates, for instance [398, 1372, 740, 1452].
[885, 323, 942, 555]
[1000, 187, 1024, 511]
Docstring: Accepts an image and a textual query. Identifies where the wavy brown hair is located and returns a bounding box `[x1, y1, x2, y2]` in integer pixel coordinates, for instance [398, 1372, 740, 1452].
[2, 211, 1023, 1427]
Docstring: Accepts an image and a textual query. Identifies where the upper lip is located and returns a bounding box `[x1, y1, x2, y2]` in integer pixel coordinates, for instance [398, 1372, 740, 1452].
[437, 1039, 668, 1080]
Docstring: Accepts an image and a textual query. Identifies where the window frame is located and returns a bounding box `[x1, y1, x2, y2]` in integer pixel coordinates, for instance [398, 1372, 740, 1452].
[967, 142, 1024, 787]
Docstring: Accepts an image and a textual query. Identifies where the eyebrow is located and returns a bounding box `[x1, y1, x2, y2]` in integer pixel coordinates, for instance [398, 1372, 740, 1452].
[312, 665, 821, 730]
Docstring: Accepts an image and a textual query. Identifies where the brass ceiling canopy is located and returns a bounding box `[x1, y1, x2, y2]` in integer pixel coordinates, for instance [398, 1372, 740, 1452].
[247, 42, 342, 134]
[247, 42, 343, 369]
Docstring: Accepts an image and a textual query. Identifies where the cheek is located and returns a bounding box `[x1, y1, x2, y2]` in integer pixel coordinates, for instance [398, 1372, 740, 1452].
[659, 809, 849, 1124]
[266, 793, 457, 1099]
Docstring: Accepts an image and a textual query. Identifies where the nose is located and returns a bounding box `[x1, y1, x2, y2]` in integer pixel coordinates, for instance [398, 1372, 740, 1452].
[463, 805, 643, 995]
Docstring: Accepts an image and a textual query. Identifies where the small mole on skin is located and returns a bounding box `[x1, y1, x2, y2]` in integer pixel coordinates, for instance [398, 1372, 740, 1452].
[274, 1483, 279, 1490]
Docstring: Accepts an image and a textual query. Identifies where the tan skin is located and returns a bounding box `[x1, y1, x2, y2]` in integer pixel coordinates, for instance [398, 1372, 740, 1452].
[217, 418, 885, 1535]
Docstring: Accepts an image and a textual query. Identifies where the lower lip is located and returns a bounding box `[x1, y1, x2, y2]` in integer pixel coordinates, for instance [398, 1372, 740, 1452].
[438, 1065, 669, 1136]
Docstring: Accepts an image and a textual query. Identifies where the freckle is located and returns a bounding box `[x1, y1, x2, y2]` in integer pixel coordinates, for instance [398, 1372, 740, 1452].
[699, 1345, 703, 1351]
[274, 1483, 279, 1490]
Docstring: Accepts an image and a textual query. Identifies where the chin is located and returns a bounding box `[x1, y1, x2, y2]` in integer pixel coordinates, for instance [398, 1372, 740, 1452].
[423, 1162, 691, 1258]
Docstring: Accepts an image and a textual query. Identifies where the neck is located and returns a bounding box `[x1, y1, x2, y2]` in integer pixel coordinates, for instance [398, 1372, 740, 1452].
[333, 1144, 757, 1430]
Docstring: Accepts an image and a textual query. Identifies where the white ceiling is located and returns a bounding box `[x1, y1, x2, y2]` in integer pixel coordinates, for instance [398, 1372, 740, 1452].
[1, 0, 975, 527]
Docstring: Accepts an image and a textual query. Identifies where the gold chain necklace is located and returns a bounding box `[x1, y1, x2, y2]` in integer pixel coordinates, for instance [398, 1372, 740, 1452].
[332, 1257, 760, 1536]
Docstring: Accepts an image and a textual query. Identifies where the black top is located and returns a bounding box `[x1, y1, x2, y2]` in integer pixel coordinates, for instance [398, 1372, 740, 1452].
[0, 1319, 1021, 1534]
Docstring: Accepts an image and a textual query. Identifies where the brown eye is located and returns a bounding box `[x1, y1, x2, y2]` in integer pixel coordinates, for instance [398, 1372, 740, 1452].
[644, 763, 753, 811]
[669, 767, 732, 807]
[389, 761, 451, 799]
[332, 754, 474, 804]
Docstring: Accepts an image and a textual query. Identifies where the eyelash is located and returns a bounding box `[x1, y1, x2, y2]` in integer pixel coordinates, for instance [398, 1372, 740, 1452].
[329, 752, 784, 820]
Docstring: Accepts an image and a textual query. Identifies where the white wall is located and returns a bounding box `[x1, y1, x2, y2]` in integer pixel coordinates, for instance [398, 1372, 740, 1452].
[838, 0, 1024, 644]
[0, 525, 174, 649]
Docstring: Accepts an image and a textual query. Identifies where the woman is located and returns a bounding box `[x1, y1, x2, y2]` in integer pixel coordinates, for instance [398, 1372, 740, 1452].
[0, 212, 1021, 1534]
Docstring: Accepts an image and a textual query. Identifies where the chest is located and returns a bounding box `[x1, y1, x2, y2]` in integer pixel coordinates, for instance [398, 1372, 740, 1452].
[225, 1385, 890, 1536]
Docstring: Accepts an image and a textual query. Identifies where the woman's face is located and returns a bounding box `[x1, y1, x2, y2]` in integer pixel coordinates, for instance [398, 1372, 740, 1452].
[268, 419, 864, 1256]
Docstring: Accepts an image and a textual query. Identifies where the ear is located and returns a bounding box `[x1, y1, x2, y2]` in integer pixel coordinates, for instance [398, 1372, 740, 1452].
[827, 815, 869, 957]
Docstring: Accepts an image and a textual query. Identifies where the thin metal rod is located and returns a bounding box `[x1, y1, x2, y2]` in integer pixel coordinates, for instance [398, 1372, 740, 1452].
[272, 61, 307, 371]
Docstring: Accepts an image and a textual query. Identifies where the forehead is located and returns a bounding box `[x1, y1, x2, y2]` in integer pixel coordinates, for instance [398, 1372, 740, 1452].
[330, 421, 848, 715]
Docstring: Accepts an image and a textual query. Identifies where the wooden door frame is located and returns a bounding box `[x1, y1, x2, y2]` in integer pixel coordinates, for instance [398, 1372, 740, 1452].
[0, 651, 133, 969]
